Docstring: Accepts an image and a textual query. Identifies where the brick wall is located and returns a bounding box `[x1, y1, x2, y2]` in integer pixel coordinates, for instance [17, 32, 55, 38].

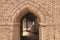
[0, 0, 59, 40]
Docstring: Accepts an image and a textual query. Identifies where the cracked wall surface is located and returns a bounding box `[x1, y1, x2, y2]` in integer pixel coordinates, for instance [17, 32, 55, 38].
[0, 0, 60, 40]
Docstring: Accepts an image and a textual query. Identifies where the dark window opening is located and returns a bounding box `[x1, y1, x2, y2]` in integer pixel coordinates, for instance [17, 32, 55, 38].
[20, 12, 39, 40]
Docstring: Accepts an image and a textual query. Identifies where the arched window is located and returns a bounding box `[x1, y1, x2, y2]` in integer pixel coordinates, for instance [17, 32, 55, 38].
[20, 12, 39, 40]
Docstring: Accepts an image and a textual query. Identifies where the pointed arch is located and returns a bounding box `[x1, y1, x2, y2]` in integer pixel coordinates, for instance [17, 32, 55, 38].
[11, 2, 47, 25]
[11, 1, 48, 40]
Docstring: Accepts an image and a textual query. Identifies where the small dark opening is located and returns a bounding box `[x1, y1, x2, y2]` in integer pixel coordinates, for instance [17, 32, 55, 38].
[20, 12, 39, 40]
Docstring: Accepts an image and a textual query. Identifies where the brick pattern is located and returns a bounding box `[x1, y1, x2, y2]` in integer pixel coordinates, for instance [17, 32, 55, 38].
[0, 0, 59, 40]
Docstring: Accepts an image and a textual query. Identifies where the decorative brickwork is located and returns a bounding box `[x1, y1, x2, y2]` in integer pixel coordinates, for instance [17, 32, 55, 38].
[0, 0, 59, 40]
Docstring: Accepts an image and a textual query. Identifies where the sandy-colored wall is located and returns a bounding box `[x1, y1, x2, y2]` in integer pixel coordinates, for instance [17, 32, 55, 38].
[0, 0, 60, 40]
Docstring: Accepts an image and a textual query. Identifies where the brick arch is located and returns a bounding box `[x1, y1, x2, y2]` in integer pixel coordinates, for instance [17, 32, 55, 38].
[9, 1, 50, 24]
[12, 8, 43, 40]
[11, 5, 47, 24]
[12, 7, 45, 24]
[11, 1, 48, 40]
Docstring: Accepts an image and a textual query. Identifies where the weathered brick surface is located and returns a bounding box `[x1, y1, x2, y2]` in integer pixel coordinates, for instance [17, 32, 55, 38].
[0, 0, 59, 40]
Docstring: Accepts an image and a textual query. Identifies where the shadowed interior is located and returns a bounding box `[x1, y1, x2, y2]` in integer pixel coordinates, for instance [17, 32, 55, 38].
[20, 12, 39, 40]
